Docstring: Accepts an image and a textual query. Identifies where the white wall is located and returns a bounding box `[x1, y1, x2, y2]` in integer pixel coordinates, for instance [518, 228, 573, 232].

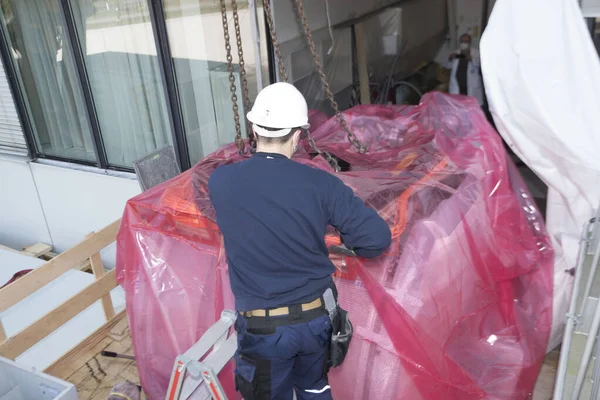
[0, 157, 140, 267]
[0, 157, 52, 250]
[455, 0, 485, 47]
[435, 0, 487, 64]
[272, 0, 403, 44]
[582, 0, 600, 17]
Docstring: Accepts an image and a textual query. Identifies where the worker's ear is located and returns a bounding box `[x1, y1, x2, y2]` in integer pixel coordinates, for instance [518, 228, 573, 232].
[293, 129, 302, 143]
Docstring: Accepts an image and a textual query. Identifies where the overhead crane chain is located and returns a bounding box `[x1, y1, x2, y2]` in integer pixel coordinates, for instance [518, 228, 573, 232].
[231, 0, 256, 151]
[262, 0, 289, 81]
[292, 0, 368, 154]
[219, 0, 245, 154]
[220, 0, 257, 153]
[262, 0, 342, 172]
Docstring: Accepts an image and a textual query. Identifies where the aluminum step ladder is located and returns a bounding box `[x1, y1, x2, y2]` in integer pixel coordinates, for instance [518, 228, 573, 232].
[166, 310, 238, 400]
[554, 206, 600, 400]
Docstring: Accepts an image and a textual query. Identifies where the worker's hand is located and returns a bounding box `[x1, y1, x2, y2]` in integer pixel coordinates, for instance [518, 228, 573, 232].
[329, 251, 344, 263]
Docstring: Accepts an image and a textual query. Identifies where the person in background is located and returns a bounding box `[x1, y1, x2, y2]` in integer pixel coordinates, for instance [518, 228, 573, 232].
[447, 33, 485, 105]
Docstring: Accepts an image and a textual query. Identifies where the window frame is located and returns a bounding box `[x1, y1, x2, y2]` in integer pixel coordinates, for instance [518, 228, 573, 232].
[0, 11, 37, 159]
[58, 0, 106, 168]
[0, 0, 210, 172]
[0, 0, 273, 172]
[147, 0, 191, 171]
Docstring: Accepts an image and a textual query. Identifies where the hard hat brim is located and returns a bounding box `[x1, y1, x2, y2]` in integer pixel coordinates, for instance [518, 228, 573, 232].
[252, 124, 293, 138]
[247, 108, 310, 136]
[251, 124, 310, 138]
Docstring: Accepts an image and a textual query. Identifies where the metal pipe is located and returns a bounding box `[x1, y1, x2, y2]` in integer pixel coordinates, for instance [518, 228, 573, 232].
[579, 217, 600, 317]
[101, 350, 136, 361]
[447, 0, 458, 49]
[554, 220, 593, 400]
[589, 208, 600, 255]
[248, 0, 264, 91]
[571, 294, 600, 399]
[590, 340, 600, 399]
[572, 219, 600, 400]
[354, 22, 370, 105]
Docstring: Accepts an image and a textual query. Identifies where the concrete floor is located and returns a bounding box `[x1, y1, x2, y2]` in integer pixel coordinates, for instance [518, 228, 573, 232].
[533, 347, 560, 400]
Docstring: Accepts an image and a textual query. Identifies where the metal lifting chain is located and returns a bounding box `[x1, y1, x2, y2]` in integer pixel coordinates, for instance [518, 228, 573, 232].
[262, 0, 339, 171]
[262, 0, 288, 81]
[305, 131, 340, 172]
[219, 0, 245, 154]
[230, 0, 256, 151]
[292, 0, 368, 154]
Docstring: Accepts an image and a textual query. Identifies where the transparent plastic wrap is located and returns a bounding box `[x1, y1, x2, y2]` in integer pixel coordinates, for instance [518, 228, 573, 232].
[116, 92, 554, 400]
[281, 26, 353, 115]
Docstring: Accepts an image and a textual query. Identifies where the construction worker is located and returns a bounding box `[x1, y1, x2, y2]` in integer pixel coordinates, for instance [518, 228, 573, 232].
[208, 82, 391, 400]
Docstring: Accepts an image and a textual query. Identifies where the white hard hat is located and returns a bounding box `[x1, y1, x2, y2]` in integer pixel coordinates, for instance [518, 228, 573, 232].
[247, 82, 310, 138]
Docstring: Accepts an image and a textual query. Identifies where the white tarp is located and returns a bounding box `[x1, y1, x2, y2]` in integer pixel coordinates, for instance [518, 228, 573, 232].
[480, 0, 600, 350]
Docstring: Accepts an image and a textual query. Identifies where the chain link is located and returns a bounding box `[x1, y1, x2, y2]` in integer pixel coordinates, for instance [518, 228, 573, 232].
[219, 0, 245, 154]
[305, 130, 340, 172]
[230, 0, 255, 151]
[261, 0, 341, 171]
[292, 0, 368, 154]
[262, 0, 288, 82]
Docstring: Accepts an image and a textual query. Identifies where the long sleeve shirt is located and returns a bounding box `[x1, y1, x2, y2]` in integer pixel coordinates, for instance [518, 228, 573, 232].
[208, 152, 391, 311]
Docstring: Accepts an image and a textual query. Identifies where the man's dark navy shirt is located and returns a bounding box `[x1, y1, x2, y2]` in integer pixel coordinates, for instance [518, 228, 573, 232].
[208, 152, 392, 311]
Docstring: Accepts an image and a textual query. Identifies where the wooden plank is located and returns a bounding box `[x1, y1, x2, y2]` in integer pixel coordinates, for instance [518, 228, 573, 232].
[78, 260, 93, 273]
[108, 315, 130, 341]
[447, 0, 458, 49]
[0, 244, 23, 255]
[57, 318, 141, 400]
[73, 337, 138, 399]
[45, 310, 126, 379]
[89, 251, 115, 320]
[0, 219, 120, 313]
[0, 269, 118, 359]
[354, 22, 371, 105]
[39, 251, 92, 272]
[22, 243, 52, 258]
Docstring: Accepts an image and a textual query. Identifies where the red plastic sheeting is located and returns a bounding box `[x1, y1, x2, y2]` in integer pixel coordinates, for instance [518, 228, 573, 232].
[116, 93, 553, 400]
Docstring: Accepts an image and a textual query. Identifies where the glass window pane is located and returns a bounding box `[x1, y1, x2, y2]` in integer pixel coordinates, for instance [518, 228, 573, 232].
[163, 0, 269, 165]
[0, 0, 97, 162]
[69, 0, 174, 168]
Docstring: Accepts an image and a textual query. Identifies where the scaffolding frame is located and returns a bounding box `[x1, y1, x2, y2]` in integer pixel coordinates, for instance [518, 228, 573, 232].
[554, 206, 600, 400]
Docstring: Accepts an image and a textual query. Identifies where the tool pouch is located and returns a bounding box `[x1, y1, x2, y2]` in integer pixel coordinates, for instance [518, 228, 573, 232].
[329, 306, 353, 369]
[323, 288, 353, 372]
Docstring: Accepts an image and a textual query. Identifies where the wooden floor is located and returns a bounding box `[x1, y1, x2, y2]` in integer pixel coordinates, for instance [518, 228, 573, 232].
[46, 312, 144, 400]
[533, 347, 560, 400]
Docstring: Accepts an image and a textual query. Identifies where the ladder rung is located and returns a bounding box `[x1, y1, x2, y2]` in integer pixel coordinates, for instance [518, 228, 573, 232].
[202, 332, 238, 374]
[179, 334, 238, 399]
[183, 311, 236, 359]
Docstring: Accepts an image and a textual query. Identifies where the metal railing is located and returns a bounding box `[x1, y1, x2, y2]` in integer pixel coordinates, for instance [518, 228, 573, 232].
[554, 206, 600, 400]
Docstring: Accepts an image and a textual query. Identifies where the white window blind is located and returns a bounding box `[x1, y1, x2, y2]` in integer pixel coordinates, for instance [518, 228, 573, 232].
[0, 57, 28, 157]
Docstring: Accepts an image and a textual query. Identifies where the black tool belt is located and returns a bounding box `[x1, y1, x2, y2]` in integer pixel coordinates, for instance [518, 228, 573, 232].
[322, 288, 353, 372]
